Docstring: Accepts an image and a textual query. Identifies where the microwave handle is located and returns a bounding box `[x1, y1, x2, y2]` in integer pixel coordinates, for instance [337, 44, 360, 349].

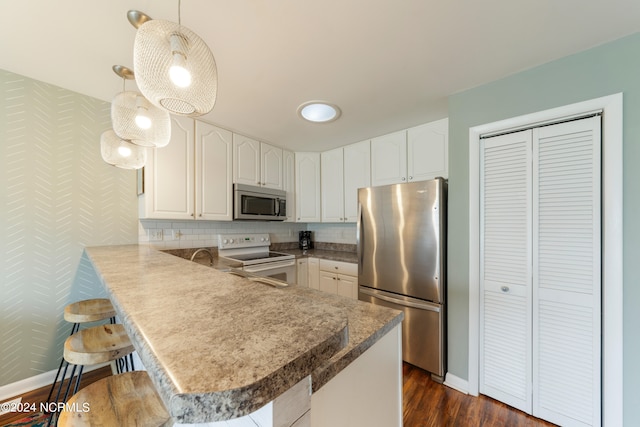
[275, 198, 280, 216]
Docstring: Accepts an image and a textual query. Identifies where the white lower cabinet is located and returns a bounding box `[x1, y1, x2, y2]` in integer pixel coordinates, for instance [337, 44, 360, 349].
[296, 258, 308, 287]
[317, 259, 358, 300]
[308, 258, 320, 290]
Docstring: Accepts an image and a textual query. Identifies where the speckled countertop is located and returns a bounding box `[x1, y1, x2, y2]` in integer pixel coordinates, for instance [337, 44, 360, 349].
[84, 245, 350, 424]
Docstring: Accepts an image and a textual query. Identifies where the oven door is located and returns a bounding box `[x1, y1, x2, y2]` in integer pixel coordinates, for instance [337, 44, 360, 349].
[242, 259, 296, 284]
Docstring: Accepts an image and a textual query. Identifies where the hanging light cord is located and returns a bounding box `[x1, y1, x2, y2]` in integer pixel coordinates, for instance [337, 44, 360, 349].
[177, 0, 182, 26]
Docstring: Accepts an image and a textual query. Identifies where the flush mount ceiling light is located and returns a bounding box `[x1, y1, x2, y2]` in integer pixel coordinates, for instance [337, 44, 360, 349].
[100, 130, 147, 169]
[129, 3, 217, 117]
[110, 65, 171, 148]
[297, 101, 342, 123]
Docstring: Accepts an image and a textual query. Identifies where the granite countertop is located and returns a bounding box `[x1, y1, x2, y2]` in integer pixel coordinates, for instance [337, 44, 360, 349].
[84, 245, 351, 424]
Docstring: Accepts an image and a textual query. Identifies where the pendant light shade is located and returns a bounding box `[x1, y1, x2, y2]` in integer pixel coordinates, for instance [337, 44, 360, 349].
[100, 130, 147, 169]
[133, 19, 217, 117]
[111, 91, 171, 147]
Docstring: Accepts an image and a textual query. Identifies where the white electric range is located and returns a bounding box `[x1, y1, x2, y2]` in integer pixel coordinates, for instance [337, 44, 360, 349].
[217, 233, 296, 284]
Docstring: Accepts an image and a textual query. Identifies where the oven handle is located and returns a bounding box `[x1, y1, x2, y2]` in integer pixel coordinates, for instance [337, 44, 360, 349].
[243, 259, 296, 273]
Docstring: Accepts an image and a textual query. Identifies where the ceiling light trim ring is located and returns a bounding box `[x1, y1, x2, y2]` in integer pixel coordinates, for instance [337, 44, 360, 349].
[297, 101, 342, 123]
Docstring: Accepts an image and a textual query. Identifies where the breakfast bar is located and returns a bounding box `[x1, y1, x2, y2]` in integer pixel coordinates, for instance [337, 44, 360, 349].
[84, 245, 403, 426]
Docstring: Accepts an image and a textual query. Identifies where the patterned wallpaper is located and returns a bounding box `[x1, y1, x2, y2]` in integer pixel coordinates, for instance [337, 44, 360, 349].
[0, 69, 138, 386]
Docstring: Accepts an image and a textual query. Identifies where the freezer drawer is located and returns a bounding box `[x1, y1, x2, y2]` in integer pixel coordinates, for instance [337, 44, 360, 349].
[359, 286, 445, 380]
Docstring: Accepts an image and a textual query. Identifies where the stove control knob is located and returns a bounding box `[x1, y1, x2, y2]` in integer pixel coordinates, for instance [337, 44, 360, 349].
[223, 239, 229, 244]
[228, 239, 234, 244]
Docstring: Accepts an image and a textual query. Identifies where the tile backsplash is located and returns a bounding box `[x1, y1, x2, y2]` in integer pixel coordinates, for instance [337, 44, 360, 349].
[139, 220, 357, 249]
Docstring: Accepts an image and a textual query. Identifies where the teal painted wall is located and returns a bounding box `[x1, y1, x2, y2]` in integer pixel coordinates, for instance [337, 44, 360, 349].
[447, 32, 640, 424]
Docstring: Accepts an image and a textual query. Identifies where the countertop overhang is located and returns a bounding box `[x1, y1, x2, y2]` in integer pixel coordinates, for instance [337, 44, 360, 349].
[84, 245, 350, 423]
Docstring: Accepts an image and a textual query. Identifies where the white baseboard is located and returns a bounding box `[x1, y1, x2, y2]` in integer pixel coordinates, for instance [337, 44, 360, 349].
[444, 372, 469, 394]
[0, 362, 109, 401]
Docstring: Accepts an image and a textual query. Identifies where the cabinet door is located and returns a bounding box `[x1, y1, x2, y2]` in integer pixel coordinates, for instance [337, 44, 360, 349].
[337, 274, 358, 300]
[407, 118, 448, 181]
[319, 271, 338, 295]
[295, 152, 321, 222]
[233, 134, 260, 186]
[142, 116, 194, 219]
[196, 121, 232, 221]
[261, 142, 283, 189]
[283, 150, 296, 222]
[343, 140, 371, 222]
[308, 258, 320, 290]
[296, 258, 308, 287]
[371, 130, 407, 186]
[321, 147, 345, 222]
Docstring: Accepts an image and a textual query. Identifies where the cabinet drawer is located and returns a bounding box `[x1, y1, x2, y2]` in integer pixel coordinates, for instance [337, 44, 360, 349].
[319, 259, 357, 276]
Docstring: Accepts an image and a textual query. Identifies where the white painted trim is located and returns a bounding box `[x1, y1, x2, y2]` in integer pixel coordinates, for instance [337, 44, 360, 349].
[0, 363, 109, 401]
[444, 372, 469, 394]
[467, 93, 623, 426]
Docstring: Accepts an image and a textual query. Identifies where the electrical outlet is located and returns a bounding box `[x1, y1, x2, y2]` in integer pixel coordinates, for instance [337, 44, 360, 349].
[171, 230, 181, 240]
[149, 229, 163, 241]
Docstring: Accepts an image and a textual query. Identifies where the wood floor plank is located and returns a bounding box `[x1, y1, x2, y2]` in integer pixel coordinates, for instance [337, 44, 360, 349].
[403, 363, 558, 427]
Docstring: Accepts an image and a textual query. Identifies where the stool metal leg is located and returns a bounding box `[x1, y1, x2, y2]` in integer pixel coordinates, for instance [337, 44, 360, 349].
[45, 322, 79, 405]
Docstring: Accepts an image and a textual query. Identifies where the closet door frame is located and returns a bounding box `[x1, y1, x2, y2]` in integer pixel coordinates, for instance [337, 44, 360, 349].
[466, 93, 623, 427]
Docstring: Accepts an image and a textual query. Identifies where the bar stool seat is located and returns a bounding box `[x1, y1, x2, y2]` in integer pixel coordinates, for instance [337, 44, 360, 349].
[64, 324, 134, 366]
[58, 371, 171, 427]
[64, 298, 116, 323]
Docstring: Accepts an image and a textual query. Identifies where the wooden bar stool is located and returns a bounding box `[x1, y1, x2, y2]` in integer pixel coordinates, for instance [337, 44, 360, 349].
[48, 324, 135, 426]
[46, 299, 117, 406]
[58, 371, 171, 427]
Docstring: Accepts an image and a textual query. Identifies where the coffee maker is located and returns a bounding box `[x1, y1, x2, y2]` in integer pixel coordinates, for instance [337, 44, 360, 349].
[299, 231, 313, 250]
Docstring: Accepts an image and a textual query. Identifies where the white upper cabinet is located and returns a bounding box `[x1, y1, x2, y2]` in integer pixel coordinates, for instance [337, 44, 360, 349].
[233, 134, 260, 186]
[195, 121, 233, 221]
[371, 130, 407, 186]
[321, 147, 345, 222]
[140, 116, 194, 220]
[321, 140, 371, 223]
[295, 152, 321, 222]
[343, 140, 371, 222]
[282, 149, 296, 222]
[139, 117, 232, 221]
[407, 118, 448, 181]
[261, 142, 284, 189]
[233, 135, 283, 189]
[371, 118, 448, 186]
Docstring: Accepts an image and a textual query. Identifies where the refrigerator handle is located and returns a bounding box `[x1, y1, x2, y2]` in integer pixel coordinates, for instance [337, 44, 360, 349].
[356, 201, 363, 274]
[359, 286, 441, 313]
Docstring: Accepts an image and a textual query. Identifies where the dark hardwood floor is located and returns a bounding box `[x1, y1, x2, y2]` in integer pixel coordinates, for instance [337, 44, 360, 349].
[3, 362, 556, 426]
[0, 366, 112, 426]
[403, 363, 557, 427]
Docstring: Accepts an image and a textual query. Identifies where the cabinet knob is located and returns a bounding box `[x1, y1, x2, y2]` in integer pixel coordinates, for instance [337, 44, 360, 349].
[199, 213, 202, 217]
[409, 176, 413, 180]
[191, 213, 195, 217]
[501, 286, 510, 293]
[402, 177, 406, 181]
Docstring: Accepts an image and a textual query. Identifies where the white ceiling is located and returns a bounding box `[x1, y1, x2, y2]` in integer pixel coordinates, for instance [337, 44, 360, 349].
[1, 1, 639, 152]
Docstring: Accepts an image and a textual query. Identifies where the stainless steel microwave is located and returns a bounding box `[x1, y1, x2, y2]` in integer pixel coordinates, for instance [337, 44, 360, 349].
[233, 184, 287, 221]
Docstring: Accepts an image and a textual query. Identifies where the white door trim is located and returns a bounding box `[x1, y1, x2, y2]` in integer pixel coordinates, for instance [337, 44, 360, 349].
[468, 93, 623, 426]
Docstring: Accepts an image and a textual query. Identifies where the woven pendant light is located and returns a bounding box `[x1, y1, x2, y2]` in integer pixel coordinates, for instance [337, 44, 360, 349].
[110, 66, 171, 148]
[100, 130, 147, 169]
[130, 7, 217, 117]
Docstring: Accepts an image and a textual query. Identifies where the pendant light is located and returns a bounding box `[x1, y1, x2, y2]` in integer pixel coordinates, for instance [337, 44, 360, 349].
[100, 130, 147, 169]
[110, 65, 171, 148]
[129, 3, 217, 117]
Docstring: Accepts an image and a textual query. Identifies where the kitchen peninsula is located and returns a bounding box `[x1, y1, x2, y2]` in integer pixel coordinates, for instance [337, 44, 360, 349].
[84, 245, 403, 426]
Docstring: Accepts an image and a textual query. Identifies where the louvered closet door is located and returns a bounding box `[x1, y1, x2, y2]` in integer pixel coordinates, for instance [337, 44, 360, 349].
[532, 117, 601, 427]
[479, 130, 533, 413]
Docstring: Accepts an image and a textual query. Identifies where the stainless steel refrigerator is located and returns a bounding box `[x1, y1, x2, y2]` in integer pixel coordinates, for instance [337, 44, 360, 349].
[357, 178, 446, 381]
